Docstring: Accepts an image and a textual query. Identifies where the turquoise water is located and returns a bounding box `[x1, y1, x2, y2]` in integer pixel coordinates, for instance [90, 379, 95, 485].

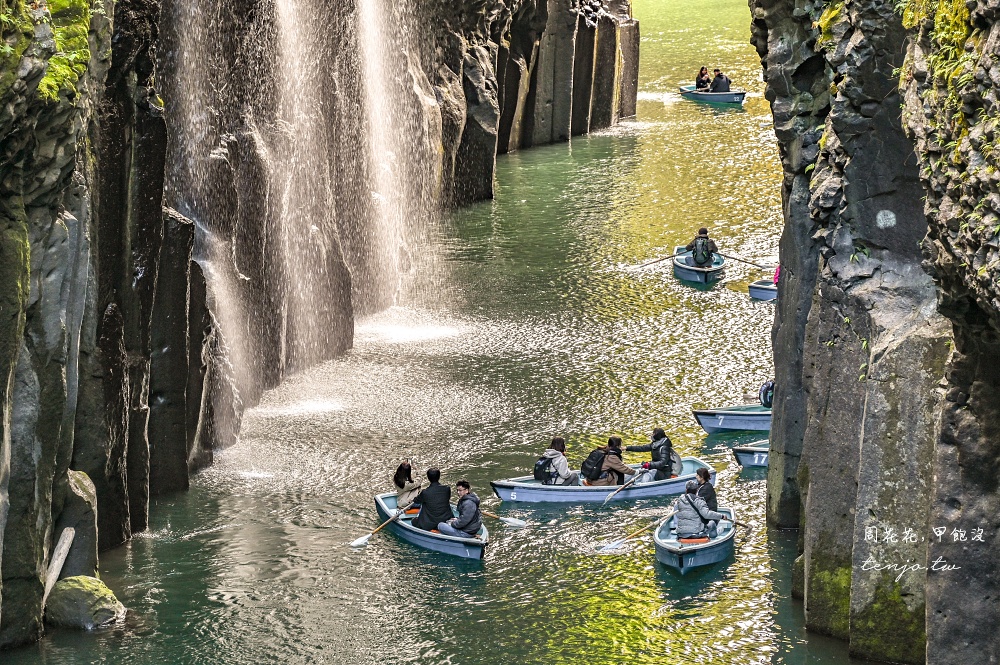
[8, 1, 873, 663]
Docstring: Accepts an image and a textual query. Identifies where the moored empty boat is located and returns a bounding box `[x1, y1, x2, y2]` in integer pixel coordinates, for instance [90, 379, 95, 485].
[678, 84, 746, 105]
[748, 278, 777, 301]
[672, 246, 725, 284]
[374, 493, 488, 560]
[653, 507, 737, 574]
[693, 403, 772, 434]
[733, 444, 769, 467]
[491, 456, 714, 503]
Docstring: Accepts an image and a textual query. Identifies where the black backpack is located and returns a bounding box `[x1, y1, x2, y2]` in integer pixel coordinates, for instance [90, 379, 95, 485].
[533, 456, 557, 483]
[580, 449, 607, 481]
[759, 380, 775, 408]
[693, 236, 712, 265]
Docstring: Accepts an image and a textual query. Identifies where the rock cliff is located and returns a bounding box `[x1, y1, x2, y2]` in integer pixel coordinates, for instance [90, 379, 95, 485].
[0, 0, 637, 649]
[753, 0, 1000, 659]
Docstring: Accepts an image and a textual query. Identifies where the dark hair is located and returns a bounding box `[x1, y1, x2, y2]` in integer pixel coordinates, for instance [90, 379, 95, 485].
[698, 227, 708, 236]
[713, 69, 721, 74]
[393, 462, 413, 489]
[607, 436, 623, 449]
[427, 468, 441, 483]
[652, 428, 666, 441]
[686, 480, 699, 494]
[456, 479, 471, 490]
[550, 437, 566, 453]
[696, 467, 711, 483]
[699, 66, 708, 74]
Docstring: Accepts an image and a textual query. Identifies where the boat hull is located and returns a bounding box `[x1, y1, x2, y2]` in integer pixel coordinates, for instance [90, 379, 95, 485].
[491, 457, 714, 503]
[672, 246, 725, 283]
[748, 279, 777, 301]
[733, 445, 769, 467]
[693, 404, 772, 433]
[374, 493, 488, 560]
[678, 85, 746, 105]
[654, 507, 736, 574]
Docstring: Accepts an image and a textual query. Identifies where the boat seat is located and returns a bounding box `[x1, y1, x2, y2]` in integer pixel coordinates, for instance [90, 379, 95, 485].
[405, 508, 421, 515]
[431, 529, 440, 533]
[678, 537, 710, 544]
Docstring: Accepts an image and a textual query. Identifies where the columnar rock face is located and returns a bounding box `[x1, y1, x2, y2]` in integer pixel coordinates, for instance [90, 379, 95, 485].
[751, 0, 955, 661]
[0, 0, 638, 651]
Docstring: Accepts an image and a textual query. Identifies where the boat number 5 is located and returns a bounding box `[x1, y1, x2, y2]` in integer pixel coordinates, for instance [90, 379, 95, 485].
[510, 491, 517, 500]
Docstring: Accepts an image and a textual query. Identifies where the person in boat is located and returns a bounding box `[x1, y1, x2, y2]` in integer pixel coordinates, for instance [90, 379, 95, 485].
[695, 66, 711, 90]
[709, 69, 731, 93]
[393, 461, 423, 507]
[759, 379, 775, 408]
[437, 480, 483, 538]
[412, 468, 454, 531]
[587, 437, 637, 486]
[685, 227, 719, 266]
[695, 467, 718, 512]
[625, 428, 675, 483]
[538, 437, 580, 485]
[673, 480, 728, 538]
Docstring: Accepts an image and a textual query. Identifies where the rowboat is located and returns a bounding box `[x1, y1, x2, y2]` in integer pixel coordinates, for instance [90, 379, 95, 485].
[491, 456, 715, 503]
[374, 493, 488, 560]
[733, 444, 769, 467]
[678, 84, 746, 105]
[748, 278, 777, 301]
[693, 403, 772, 433]
[672, 246, 725, 284]
[654, 507, 737, 574]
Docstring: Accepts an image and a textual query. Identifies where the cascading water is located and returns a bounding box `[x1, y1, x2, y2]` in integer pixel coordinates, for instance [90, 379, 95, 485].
[161, 0, 442, 400]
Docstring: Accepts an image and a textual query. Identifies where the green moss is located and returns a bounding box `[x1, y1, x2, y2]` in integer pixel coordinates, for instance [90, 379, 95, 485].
[851, 582, 926, 663]
[0, 0, 36, 99]
[815, 1, 845, 50]
[808, 562, 852, 638]
[0, 220, 30, 418]
[36, 0, 93, 103]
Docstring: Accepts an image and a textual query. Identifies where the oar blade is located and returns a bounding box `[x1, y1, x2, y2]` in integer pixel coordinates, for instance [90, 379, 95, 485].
[349, 534, 373, 548]
[598, 538, 628, 553]
[500, 517, 527, 528]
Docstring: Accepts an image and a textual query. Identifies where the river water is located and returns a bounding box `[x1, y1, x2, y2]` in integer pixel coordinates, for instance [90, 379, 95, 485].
[10, 1, 872, 663]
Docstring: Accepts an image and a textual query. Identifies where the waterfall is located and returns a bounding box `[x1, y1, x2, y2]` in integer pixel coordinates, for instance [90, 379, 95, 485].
[161, 0, 442, 398]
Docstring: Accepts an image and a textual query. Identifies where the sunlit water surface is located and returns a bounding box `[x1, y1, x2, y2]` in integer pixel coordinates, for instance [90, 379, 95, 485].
[10, 0, 873, 663]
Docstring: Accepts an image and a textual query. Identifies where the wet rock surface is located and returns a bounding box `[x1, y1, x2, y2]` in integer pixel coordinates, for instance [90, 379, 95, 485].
[44, 576, 125, 630]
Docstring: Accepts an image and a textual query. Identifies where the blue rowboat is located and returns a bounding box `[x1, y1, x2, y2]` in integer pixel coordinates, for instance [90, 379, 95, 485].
[654, 507, 737, 574]
[733, 444, 769, 467]
[693, 403, 772, 434]
[748, 278, 777, 301]
[678, 84, 746, 105]
[490, 456, 715, 503]
[374, 493, 488, 560]
[672, 246, 725, 283]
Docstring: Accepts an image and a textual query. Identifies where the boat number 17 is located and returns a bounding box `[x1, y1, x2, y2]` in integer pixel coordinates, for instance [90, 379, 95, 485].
[754, 454, 767, 464]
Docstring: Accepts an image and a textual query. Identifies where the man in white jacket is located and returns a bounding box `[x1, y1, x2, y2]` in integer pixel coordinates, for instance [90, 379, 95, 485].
[539, 438, 580, 485]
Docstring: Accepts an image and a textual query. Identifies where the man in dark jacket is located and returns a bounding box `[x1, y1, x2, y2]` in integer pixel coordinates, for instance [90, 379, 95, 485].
[437, 480, 482, 537]
[709, 69, 731, 92]
[412, 468, 453, 531]
[685, 227, 719, 266]
[625, 428, 676, 482]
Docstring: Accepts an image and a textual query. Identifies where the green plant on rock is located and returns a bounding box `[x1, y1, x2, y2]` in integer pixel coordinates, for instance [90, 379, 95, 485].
[815, 1, 845, 51]
[36, 0, 94, 103]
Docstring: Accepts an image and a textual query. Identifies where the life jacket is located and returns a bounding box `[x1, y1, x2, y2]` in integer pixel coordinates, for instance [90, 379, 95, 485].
[693, 236, 712, 265]
[533, 456, 558, 484]
[759, 380, 775, 408]
[580, 449, 608, 481]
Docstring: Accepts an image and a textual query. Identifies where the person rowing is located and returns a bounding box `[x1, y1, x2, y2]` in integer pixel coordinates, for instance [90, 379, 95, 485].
[625, 428, 676, 484]
[672, 480, 729, 538]
[685, 227, 719, 267]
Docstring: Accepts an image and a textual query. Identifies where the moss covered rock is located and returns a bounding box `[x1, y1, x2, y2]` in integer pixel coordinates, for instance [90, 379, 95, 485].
[44, 576, 125, 629]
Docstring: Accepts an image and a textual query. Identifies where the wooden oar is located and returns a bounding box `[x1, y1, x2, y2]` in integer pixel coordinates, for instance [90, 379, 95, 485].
[349, 504, 411, 547]
[602, 473, 641, 506]
[717, 252, 775, 270]
[598, 510, 677, 553]
[482, 510, 527, 528]
[631, 250, 685, 270]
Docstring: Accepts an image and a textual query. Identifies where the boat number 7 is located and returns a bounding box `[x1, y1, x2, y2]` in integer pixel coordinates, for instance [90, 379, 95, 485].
[510, 491, 517, 500]
[718, 415, 725, 426]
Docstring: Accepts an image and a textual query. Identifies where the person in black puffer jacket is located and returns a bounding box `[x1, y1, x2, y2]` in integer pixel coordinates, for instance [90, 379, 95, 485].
[412, 469, 453, 531]
[626, 428, 676, 482]
[437, 480, 482, 538]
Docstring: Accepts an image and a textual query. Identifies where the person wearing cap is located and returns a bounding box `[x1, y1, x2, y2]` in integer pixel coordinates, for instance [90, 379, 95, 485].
[625, 428, 676, 483]
[685, 227, 719, 266]
[709, 69, 731, 93]
[671, 480, 728, 538]
[436, 479, 482, 538]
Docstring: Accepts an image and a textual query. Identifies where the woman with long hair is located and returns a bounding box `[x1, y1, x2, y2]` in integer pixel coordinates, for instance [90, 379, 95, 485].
[393, 461, 422, 506]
